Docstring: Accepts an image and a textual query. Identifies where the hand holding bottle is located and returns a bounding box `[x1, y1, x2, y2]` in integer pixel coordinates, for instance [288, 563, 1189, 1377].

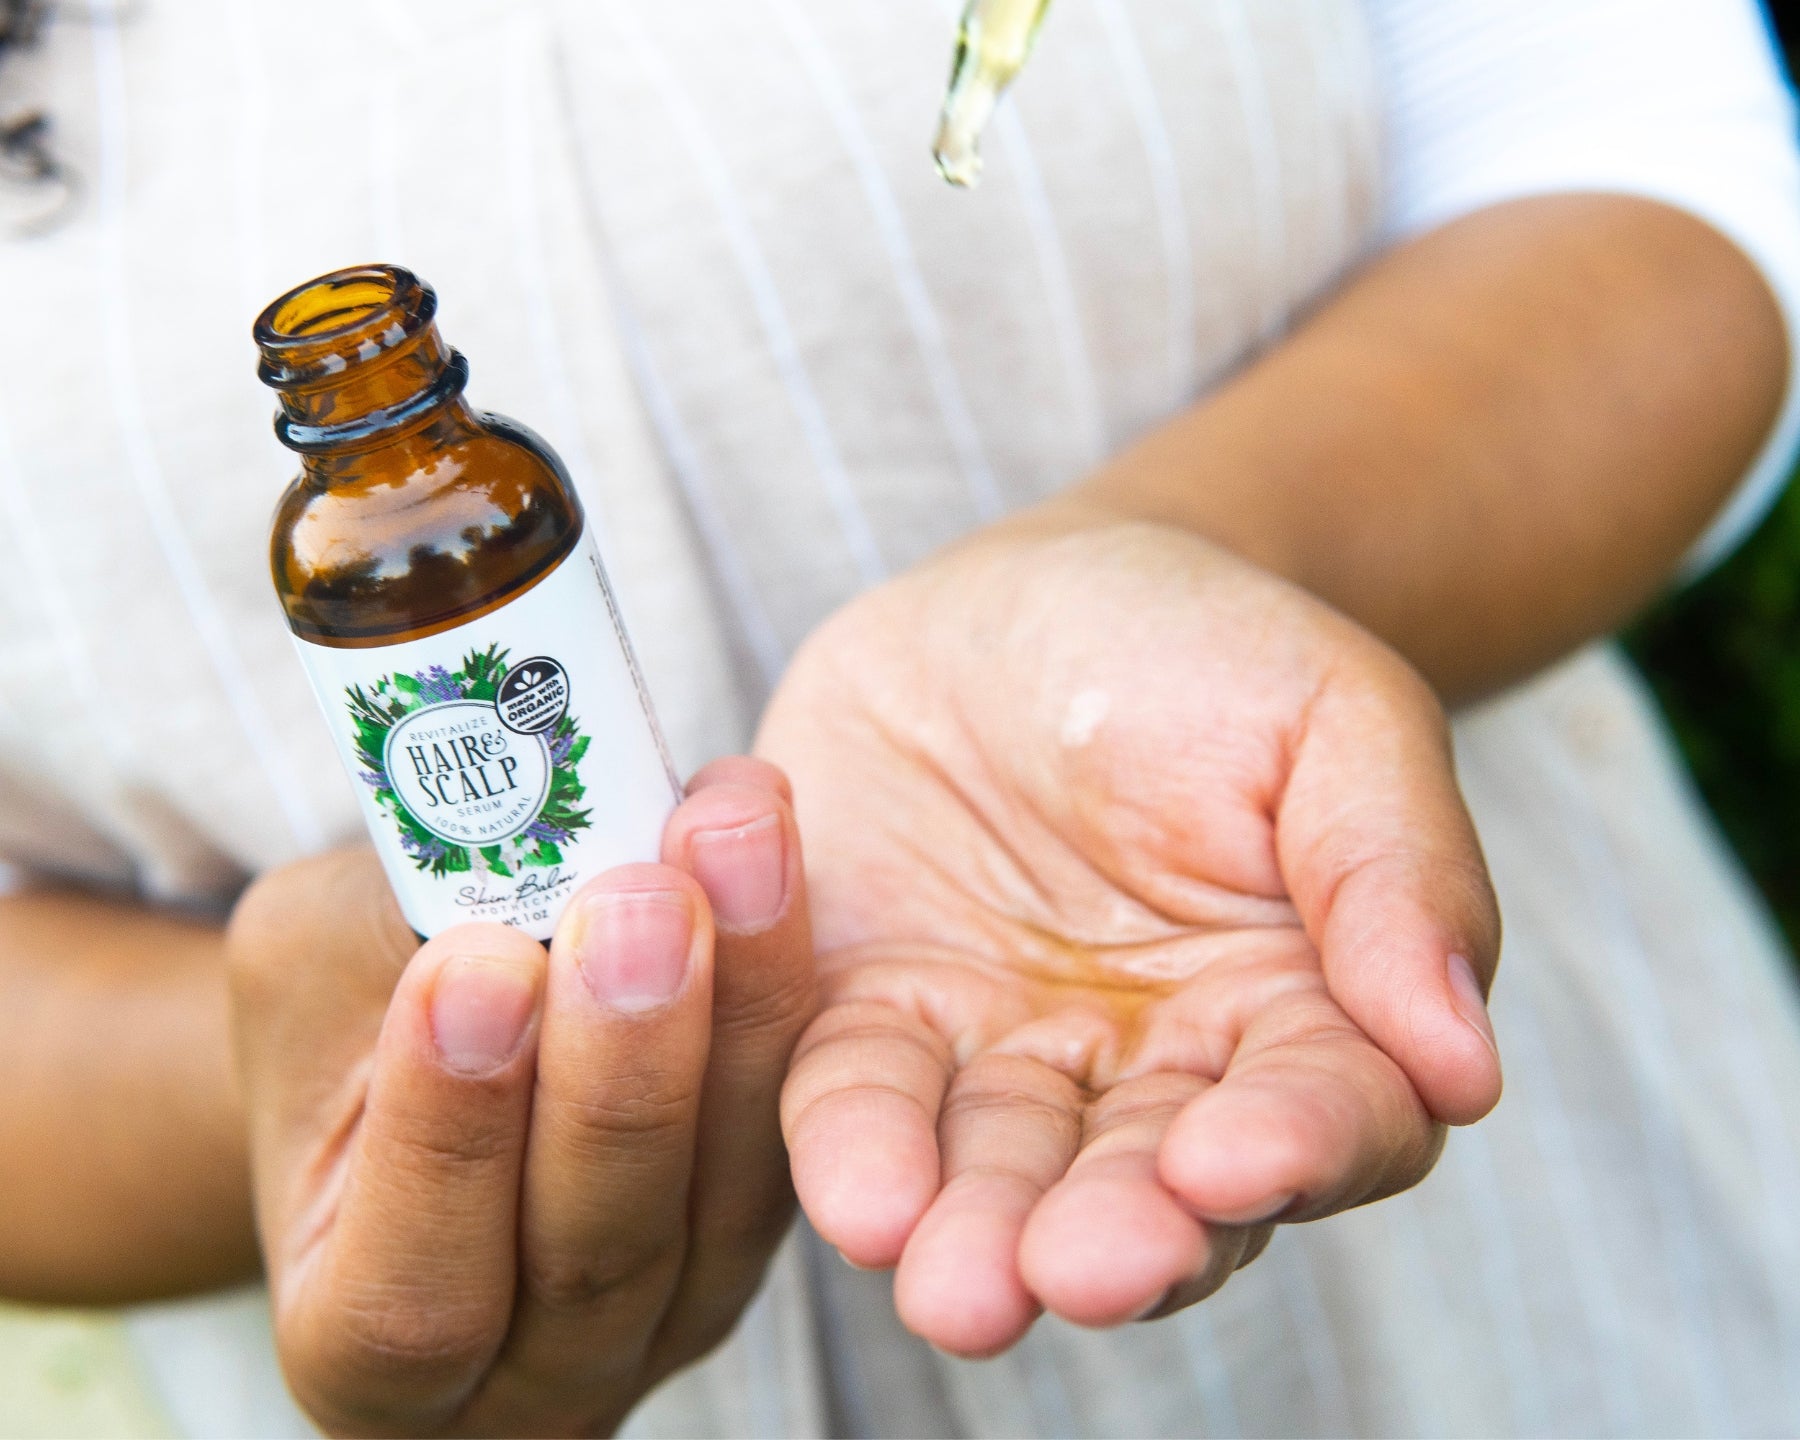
[227, 759, 813, 1436]
[763, 515, 1503, 1351]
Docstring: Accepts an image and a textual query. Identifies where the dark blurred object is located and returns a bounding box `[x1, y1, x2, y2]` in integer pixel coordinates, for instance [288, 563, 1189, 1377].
[0, 0, 70, 234]
[0, 0, 48, 49]
[1771, 1, 1799, 59]
[0, 111, 54, 183]
[0, 0, 138, 235]
[1627, 488, 1800, 949]
[1623, 4, 1800, 951]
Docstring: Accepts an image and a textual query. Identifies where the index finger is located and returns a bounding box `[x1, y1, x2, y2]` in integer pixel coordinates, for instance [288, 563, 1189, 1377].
[781, 998, 952, 1268]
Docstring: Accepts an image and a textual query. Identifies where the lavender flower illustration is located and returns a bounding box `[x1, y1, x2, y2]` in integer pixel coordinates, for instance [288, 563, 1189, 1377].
[415, 665, 464, 704]
[525, 819, 572, 846]
[400, 833, 450, 864]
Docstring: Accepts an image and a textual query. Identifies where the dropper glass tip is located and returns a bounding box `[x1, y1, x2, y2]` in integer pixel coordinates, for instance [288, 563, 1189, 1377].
[930, 0, 1052, 190]
[932, 127, 984, 187]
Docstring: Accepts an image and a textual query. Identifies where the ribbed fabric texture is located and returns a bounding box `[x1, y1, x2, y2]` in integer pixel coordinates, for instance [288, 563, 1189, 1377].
[0, 4, 1797, 1437]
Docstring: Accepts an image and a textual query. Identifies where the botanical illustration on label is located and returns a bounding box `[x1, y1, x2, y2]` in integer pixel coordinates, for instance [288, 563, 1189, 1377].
[295, 537, 679, 941]
[347, 645, 588, 879]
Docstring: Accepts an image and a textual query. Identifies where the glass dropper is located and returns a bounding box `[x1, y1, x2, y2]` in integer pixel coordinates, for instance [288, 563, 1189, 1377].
[933, 0, 1053, 188]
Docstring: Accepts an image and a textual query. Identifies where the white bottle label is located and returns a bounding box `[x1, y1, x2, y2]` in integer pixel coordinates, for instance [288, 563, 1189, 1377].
[294, 533, 679, 940]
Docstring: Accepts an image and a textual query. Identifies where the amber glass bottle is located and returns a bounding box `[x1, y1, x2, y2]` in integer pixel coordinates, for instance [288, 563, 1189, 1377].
[257, 264, 676, 940]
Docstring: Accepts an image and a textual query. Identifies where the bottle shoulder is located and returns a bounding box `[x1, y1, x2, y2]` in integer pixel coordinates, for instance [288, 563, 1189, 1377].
[271, 410, 583, 646]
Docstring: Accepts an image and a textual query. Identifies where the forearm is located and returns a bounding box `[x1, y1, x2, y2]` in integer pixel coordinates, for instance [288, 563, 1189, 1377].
[1060, 194, 1788, 701]
[0, 889, 257, 1303]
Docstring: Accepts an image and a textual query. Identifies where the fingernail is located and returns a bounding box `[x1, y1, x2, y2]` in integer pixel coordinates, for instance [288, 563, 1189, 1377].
[688, 812, 786, 933]
[431, 954, 539, 1076]
[1447, 953, 1498, 1058]
[576, 890, 694, 1012]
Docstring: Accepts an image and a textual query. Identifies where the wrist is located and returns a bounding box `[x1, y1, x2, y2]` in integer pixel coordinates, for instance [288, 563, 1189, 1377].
[0, 891, 256, 1302]
[942, 385, 1310, 587]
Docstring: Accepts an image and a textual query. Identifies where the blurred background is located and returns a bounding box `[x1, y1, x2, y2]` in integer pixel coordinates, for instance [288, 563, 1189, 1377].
[1617, 3, 1800, 954]
[1630, 477, 1800, 952]
[0, 3, 1796, 1436]
[1626, 1, 1800, 950]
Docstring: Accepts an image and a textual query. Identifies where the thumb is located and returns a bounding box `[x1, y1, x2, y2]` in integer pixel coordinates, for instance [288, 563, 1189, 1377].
[1278, 654, 1503, 1126]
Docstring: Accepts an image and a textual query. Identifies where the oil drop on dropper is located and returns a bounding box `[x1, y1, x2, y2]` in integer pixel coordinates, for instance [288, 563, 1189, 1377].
[932, 0, 1053, 187]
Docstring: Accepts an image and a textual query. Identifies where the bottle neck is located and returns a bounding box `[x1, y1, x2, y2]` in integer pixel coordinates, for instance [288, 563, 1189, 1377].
[255, 265, 474, 465]
[294, 401, 484, 490]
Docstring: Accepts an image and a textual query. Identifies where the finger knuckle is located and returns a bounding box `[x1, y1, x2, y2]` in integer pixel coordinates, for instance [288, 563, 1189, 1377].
[337, 1294, 493, 1379]
[224, 870, 303, 999]
[794, 1008, 946, 1070]
[940, 1055, 1084, 1135]
[712, 967, 818, 1048]
[1356, 645, 1443, 728]
[226, 849, 392, 1001]
[557, 1071, 696, 1146]
[287, 1290, 495, 1425]
[392, 1113, 521, 1172]
[1085, 1073, 1205, 1137]
[693, 1185, 798, 1264]
[520, 1238, 680, 1315]
[939, 1084, 1069, 1132]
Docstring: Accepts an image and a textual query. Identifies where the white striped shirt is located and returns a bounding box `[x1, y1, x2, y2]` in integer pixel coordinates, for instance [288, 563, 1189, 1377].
[0, 2, 1797, 1435]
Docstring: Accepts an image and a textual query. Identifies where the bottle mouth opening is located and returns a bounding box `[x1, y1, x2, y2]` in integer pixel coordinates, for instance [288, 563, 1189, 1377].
[253, 264, 437, 388]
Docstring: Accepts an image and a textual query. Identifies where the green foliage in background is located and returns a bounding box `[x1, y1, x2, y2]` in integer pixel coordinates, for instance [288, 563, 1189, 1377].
[1626, 475, 1800, 951]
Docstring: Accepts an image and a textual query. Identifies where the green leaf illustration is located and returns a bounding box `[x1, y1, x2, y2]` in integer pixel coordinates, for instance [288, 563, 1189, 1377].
[480, 845, 514, 878]
[343, 649, 594, 879]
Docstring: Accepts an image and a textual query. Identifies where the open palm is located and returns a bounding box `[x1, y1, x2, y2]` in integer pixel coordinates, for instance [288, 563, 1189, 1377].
[760, 519, 1502, 1356]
